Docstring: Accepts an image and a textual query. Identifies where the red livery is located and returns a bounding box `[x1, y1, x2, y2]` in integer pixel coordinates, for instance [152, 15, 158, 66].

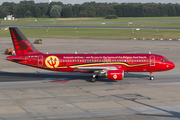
[7, 27, 175, 82]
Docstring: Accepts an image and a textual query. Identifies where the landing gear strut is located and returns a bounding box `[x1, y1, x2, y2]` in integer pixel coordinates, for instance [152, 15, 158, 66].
[91, 75, 98, 82]
[150, 72, 154, 80]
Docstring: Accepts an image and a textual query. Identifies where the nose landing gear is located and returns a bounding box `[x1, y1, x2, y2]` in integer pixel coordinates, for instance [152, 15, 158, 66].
[150, 72, 154, 80]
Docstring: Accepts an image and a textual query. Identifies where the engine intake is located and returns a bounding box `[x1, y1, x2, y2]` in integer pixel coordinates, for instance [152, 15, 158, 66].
[107, 70, 124, 80]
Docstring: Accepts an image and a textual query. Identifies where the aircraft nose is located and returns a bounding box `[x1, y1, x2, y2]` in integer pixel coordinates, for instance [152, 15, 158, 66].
[167, 62, 175, 70]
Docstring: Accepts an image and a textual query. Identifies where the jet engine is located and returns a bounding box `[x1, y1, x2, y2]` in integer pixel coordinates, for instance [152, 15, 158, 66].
[107, 70, 124, 80]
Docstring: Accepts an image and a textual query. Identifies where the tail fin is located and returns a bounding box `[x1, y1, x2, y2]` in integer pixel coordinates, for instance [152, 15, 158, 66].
[9, 27, 41, 55]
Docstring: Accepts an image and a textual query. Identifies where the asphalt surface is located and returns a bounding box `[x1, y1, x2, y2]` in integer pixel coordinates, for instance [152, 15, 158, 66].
[0, 37, 180, 120]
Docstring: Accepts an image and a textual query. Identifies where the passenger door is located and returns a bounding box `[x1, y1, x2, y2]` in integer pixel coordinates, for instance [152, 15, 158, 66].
[150, 55, 155, 66]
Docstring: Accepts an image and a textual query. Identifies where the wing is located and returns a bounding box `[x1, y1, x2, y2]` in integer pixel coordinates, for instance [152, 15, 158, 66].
[72, 66, 118, 73]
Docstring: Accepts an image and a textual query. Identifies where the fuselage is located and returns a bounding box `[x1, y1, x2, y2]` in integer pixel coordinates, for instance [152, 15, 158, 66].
[7, 53, 175, 73]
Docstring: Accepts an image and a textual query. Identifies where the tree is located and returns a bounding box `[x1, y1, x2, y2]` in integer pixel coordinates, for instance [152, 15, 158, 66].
[72, 5, 79, 17]
[1, 2, 180, 18]
[20, 0, 35, 4]
[40, 6, 49, 17]
[62, 7, 73, 17]
[0, 7, 6, 18]
[16, 5, 27, 17]
[49, 5, 62, 18]
[34, 6, 41, 17]
[50, 2, 63, 6]
[25, 10, 32, 17]
[1, 2, 16, 6]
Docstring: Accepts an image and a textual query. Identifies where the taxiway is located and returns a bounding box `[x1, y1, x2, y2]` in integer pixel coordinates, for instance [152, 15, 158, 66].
[0, 37, 180, 120]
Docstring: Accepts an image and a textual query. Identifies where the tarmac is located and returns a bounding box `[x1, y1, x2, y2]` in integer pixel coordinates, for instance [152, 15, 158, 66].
[0, 37, 180, 120]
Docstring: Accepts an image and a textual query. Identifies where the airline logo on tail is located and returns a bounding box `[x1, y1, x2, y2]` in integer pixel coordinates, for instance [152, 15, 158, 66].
[9, 27, 41, 55]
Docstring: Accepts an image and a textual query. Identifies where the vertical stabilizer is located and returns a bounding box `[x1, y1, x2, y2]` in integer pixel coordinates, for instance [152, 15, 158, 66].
[9, 27, 41, 55]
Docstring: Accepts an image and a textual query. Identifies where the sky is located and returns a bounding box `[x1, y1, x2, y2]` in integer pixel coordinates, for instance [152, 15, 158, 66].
[0, 0, 180, 5]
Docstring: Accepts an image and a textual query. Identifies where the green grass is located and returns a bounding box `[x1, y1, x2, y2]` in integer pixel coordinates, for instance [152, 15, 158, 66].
[1, 17, 180, 39]
[1, 27, 180, 39]
[57, 22, 180, 28]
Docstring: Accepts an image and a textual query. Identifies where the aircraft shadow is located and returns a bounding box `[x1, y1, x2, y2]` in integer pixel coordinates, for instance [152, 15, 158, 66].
[0, 71, 150, 82]
[111, 95, 180, 119]
[124, 73, 149, 79]
[134, 100, 180, 119]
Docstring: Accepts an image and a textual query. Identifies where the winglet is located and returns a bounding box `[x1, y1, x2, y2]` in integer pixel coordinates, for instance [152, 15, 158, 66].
[9, 27, 41, 55]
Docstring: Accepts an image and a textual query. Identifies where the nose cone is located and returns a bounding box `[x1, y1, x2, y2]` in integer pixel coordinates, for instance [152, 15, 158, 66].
[167, 61, 175, 70]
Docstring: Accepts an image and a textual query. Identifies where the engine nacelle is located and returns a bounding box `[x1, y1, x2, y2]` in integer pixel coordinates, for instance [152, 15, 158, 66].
[107, 70, 124, 80]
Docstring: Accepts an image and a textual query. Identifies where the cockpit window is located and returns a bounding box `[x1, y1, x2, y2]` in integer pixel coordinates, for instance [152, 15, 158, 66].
[161, 59, 169, 62]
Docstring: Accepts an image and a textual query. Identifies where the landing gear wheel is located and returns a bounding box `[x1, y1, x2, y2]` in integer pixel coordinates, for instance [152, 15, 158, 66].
[91, 77, 96, 83]
[150, 76, 154, 80]
[149, 72, 154, 81]
[91, 75, 98, 83]
[95, 75, 98, 79]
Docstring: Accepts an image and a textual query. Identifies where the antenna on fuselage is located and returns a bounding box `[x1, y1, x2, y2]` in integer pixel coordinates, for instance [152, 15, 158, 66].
[75, 51, 77, 54]
[149, 51, 151, 54]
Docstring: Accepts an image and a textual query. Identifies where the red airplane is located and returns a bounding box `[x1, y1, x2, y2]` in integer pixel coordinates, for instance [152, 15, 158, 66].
[7, 27, 175, 82]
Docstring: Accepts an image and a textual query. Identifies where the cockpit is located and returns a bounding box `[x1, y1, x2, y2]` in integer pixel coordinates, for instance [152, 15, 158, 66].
[161, 59, 169, 62]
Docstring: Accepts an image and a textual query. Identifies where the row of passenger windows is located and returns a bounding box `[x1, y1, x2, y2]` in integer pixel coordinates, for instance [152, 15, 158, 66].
[48, 59, 149, 62]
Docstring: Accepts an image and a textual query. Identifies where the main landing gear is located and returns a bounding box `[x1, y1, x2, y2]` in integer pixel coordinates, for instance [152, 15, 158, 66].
[91, 75, 98, 82]
[150, 72, 154, 80]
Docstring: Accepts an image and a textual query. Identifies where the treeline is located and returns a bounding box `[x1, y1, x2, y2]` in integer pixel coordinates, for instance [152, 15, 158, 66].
[0, 0, 180, 18]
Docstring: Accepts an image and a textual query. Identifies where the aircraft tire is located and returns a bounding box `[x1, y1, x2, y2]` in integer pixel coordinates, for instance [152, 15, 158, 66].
[95, 75, 98, 79]
[150, 76, 154, 80]
[91, 78, 96, 83]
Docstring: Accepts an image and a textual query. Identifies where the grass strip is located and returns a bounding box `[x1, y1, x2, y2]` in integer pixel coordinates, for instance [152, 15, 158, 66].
[1, 27, 180, 39]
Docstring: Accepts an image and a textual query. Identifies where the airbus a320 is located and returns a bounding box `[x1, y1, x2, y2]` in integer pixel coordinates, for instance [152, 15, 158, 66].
[7, 27, 175, 82]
